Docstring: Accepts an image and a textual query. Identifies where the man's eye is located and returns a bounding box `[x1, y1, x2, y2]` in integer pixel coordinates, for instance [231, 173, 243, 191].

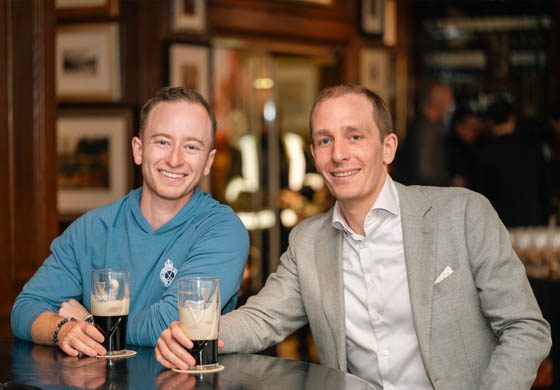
[186, 145, 200, 151]
[319, 138, 331, 145]
[351, 135, 361, 141]
[157, 140, 168, 145]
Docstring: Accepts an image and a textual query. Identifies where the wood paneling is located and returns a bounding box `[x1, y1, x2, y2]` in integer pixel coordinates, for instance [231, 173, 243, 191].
[0, 0, 13, 337]
[0, 0, 57, 337]
[209, 0, 355, 42]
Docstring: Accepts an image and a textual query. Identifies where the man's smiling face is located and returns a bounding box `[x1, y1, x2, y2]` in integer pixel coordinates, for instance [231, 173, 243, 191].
[310, 93, 397, 212]
[132, 101, 215, 209]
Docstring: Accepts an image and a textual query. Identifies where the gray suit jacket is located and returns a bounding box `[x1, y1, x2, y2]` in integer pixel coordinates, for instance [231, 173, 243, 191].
[220, 183, 551, 390]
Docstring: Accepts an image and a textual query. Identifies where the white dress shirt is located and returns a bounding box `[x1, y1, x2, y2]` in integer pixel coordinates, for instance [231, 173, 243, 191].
[332, 175, 433, 390]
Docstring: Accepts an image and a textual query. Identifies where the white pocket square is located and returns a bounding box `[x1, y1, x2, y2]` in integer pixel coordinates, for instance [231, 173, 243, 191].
[434, 266, 454, 285]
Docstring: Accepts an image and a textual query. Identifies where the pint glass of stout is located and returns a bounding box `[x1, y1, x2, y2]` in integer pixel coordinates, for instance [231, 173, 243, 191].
[178, 277, 220, 371]
[91, 269, 130, 355]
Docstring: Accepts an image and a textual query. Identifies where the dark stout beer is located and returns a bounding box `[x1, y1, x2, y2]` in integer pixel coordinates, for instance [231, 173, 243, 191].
[91, 297, 130, 354]
[188, 339, 218, 366]
[93, 314, 128, 353]
[179, 301, 219, 368]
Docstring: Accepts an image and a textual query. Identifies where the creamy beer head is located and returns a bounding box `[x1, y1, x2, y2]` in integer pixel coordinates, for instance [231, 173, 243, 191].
[91, 297, 130, 316]
[179, 298, 219, 340]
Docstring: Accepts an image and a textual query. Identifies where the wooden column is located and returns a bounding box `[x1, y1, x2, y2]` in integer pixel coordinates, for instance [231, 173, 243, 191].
[0, 0, 57, 336]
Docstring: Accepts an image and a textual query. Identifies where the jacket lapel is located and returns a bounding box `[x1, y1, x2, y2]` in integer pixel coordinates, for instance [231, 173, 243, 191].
[396, 183, 435, 374]
[314, 211, 347, 371]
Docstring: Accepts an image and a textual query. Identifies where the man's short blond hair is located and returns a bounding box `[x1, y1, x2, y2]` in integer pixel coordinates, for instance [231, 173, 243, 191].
[309, 84, 394, 142]
[139, 86, 216, 146]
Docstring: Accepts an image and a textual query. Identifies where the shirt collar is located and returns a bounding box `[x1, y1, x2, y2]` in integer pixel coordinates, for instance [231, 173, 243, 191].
[331, 175, 400, 234]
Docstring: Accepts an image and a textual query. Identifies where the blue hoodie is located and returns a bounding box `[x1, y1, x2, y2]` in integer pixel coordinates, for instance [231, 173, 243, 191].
[11, 187, 249, 347]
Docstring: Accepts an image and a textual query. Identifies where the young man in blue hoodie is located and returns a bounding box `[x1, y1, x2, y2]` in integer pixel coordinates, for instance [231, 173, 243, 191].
[11, 87, 249, 357]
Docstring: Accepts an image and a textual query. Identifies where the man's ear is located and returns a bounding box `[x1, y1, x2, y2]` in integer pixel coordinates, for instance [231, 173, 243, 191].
[382, 133, 398, 165]
[203, 149, 216, 176]
[131, 136, 143, 166]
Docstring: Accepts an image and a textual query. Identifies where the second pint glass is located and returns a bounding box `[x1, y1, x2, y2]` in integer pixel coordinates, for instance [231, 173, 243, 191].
[91, 269, 130, 354]
[178, 277, 220, 370]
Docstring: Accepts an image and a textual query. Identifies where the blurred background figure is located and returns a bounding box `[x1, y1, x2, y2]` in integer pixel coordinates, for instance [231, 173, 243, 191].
[474, 100, 551, 227]
[396, 81, 455, 186]
[445, 108, 483, 189]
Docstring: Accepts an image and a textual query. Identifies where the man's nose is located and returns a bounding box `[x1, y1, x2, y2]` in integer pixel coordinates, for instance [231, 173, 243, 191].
[331, 139, 349, 162]
[166, 145, 183, 166]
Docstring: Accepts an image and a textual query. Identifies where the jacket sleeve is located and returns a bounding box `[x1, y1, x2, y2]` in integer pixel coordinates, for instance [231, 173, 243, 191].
[219, 223, 309, 354]
[466, 193, 552, 390]
[125, 212, 249, 347]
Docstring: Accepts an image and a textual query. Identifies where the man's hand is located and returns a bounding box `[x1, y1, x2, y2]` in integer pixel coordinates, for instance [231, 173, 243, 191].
[57, 320, 106, 357]
[58, 299, 90, 321]
[155, 321, 224, 370]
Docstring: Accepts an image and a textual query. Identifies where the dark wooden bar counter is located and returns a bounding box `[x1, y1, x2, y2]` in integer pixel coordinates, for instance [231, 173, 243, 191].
[0, 339, 374, 390]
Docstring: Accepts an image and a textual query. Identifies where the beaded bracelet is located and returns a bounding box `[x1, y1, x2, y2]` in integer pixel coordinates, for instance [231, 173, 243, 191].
[53, 317, 77, 346]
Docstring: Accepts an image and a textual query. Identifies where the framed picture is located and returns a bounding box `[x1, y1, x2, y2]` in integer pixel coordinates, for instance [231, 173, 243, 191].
[275, 58, 319, 135]
[171, 0, 206, 32]
[55, 0, 119, 18]
[169, 43, 210, 100]
[57, 110, 132, 215]
[361, 0, 385, 35]
[360, 48, 391, 107]
[56, 23, 121, 101]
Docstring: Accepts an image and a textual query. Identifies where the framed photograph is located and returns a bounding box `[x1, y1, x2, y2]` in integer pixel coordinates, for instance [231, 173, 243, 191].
[360, 48, 391, 106]
[55, 0, 119, 18]
[169, 43, 210, 100]
[56, 23, 121, 101]
[275, 58, 319, 135]
[171, 0, 206, 32]
[57, 110, 132, 215]
[361, 0, 385, 35]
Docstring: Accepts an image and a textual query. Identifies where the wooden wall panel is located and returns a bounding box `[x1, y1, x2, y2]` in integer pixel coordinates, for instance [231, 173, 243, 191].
[0, 0, 13, 335]
[209, 0, 355, 42]
[0, 0, 56, 337]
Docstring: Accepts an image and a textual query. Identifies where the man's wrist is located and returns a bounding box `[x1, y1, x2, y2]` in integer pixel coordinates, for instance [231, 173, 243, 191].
[53, 317, 77, 346]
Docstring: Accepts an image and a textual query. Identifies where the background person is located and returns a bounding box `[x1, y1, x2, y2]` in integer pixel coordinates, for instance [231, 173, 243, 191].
[11, 86, 249, 357]
[444, 107, 483, 189]
[396, 81, 455, 186]
[474, 100, 551, 227]
[156, 84, 550, 389]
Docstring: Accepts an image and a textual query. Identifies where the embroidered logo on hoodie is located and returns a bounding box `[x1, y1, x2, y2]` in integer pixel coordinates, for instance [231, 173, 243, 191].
[160, 259, 178, 287]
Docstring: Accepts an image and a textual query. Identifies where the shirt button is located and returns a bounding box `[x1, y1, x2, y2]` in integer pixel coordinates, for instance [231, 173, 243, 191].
[362, 242, 369, 248]
[383, 349, 389, 356]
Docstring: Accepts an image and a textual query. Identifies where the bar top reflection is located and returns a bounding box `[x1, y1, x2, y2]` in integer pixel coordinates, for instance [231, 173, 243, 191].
[1, 339, 374, 390]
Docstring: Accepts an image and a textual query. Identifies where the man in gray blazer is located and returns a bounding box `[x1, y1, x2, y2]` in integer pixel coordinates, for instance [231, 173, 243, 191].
[155, 84, 551, 389]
